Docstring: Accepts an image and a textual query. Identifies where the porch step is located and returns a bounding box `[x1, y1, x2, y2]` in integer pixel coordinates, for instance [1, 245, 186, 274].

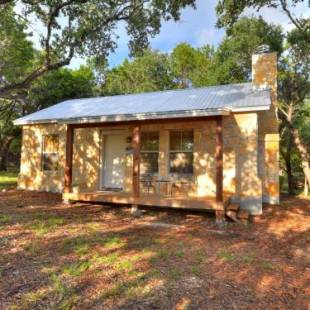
[237, 209, 250, 222]
[226, 210, 240, 223]
[224, 201, 249, 223]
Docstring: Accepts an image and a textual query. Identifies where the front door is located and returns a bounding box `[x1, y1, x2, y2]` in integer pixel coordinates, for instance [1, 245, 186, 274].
[103, 134, 126, 190]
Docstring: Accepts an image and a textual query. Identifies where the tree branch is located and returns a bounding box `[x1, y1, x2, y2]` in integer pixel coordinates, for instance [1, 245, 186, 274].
[280, 0, 309, 41]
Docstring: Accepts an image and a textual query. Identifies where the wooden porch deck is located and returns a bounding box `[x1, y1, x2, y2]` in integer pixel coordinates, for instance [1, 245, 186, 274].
[63, 191, 229, 211]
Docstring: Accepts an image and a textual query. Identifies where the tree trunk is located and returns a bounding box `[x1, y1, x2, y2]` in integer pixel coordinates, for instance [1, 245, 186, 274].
[290, 126, 310, 190]
[283, 103, 310, 194]
[284, 133, 295, 195]
[304, 177, 309, 197]
[0, 136, 13, 171]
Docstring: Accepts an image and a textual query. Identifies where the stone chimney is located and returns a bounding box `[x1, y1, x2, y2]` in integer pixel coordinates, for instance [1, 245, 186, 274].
[252, 45, 277, 105]
[252, 45, 279, 206]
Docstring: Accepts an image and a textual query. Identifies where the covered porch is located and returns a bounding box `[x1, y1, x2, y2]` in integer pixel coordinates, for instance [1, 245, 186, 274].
[63, 116, 227, 220]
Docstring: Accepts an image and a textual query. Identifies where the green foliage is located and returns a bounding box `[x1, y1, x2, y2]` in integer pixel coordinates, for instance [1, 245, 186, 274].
[212, 17, 283, 84]
[0, 171, 17, 189]
[100, 49, 176, 95]
[28, 66, 95, 112]
[0, 6, 35, 86]
[216, 0, 308, 37]
[171, 42, 199, 87]
[0, 0, 196, 98]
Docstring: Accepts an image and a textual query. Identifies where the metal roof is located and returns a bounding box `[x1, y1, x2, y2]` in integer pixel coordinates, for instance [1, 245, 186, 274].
[14, 82, 271, 125]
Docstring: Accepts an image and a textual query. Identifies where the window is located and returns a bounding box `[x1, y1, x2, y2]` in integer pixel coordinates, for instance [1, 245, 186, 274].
[169, 130, 193, 174]
[140, 131, 159, 175]
[42, 135, 59, 171]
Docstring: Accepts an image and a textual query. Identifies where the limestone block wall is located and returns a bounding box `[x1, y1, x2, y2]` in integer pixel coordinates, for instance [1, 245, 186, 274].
[224, 113, 262, 214]
[18, 124, 66, 192]
[18, 113, 266, 214]
[72, 128, 101, 191]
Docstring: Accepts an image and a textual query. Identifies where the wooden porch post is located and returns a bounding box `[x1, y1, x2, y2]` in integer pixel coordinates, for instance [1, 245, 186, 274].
[64, 124, 74, 194]
[132, 125, 141, 200]
[215, 116, 224, 221]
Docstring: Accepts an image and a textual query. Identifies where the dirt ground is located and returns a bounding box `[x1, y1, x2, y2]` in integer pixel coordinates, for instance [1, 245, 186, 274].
[0, 190, 309, 310]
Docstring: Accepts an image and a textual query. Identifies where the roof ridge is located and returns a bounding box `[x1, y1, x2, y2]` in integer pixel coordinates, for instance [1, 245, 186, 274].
[63, 82, 254, 103]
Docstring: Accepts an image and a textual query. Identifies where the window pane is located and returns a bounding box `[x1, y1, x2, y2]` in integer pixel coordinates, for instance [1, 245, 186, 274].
[141, 132, 159, 151]
[182, 130, 194, 151]
[169, 152, 193, 174]
[170, 131, 181, 151]
[43, 153, 59, 171]
[141, 153, 158, 175]
[44, 135, 59, 153]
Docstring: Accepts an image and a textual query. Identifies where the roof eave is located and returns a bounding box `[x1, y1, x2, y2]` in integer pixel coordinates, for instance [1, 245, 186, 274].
[13, 104, 270, 126]
[13, 108, 231, 126]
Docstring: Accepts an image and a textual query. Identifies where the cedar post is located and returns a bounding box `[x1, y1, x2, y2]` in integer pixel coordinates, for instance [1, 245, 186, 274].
[64, 124, 74, 194]
[215, 116, 224, 221]
[132, 125, 141, 199]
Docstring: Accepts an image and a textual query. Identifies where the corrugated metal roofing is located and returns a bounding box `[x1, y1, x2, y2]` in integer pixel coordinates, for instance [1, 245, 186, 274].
[14, 82, 271, 125]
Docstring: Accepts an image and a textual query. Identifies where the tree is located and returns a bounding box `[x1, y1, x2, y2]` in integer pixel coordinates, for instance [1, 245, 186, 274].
[216, 0, 310, 43]
[0, 66, 95, 170]
[277, 27, 310, 192]
[0, 0, 196, 100]
[212, 17, 283, 84]
[101, 49, 175, 95]
[28, 66, 95, 111]
[170, 18, 282, 87]
[171, 43, 199, 88]
[0, 6, 36, 99]
[215, 1, 310, 194]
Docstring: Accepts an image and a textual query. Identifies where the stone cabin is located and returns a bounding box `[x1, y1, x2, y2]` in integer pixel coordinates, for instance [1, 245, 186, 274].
[14, 49, 279, 219]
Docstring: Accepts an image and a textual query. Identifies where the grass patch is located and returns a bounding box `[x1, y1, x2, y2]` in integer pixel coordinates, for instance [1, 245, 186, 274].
[61, 234, 125, 256]
[195, 250, 205, 263]
[175, 250, 185, 258]
[24, 240, 42, 256]
[20, 288, 49, 308]
[50, 273, 79, 309]
[0, 171, 17, 190]
[217, 250, 236, 262]
[242, 253, 256, 264]
[261, 260, 275, 271]
[158, 248, 171, 259]
[103, 235, 125, 249]
[169, 267, 182, 279]
[92, 252, 120, 266]
[50, 273, 71, 297]
[190, 266, 200, 276]
[100, 274, 149, 301]
[26, 216, 64, 236]
[61, 260, 91, 276]
[0, 213, 12, 225]
[100, 282, 126, 300]
[115, 259, 135, 272]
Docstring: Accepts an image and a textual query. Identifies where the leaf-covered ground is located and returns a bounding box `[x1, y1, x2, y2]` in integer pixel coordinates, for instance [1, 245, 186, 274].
[0, 190, 309, 309]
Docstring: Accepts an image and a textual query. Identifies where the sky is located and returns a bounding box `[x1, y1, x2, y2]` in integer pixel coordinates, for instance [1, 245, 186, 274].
[22, 0, 310, 69]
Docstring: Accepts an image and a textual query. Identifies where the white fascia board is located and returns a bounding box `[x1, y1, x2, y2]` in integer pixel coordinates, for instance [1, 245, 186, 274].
[14, 109, 230, 126]
[230, 105, 270, 112]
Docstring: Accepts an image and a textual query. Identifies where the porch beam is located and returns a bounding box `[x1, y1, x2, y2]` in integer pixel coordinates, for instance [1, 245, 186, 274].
[215, 116, 224, 219]
[64, 124, 74, 193]
[69, 115, 222, 129]
[132, 125, 141, 199]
